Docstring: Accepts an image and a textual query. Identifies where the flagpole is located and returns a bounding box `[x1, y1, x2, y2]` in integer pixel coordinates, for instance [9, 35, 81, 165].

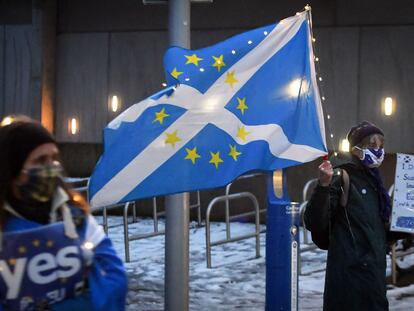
[165, 1, 191, 310]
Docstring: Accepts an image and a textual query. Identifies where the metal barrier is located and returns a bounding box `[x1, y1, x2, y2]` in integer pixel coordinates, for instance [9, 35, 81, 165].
[122, 192, 201, 262]
[224, 173, 265, 238]
[206, 192, 260, 268]
[301, 179, 318, 246]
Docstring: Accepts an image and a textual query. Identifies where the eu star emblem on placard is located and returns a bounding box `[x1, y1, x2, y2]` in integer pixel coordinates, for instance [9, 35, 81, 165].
[89, 11, 327, 208]
[0, 223, 86, 310]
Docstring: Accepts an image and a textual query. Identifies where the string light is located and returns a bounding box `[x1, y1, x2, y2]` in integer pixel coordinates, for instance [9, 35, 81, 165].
[199, 68, 205, 72]
[185, 78, 190, 81]
[327, 115, 331, 119]
[248, 40, 252, 45]
[264, 31, 268, 35]
[315, 57, 319, 62]
[322, 96, 326, 101]
[330, 133, 334, 138]
[318, 77, 323, 81]
[312, 37, 316, 42]
[231, 50, 236, 54]
[162, 83, 167, 87]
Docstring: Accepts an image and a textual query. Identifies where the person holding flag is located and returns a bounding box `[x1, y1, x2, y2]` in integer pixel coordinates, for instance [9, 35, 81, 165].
[305, 121, 391, 310]
[0, 116, 127, 310]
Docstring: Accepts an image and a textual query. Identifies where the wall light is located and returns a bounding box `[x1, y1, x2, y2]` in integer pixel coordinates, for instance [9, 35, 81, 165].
[340, 139, 350, 152]
[110, 95, 120, 112]
[0, 116, 14, 126]
[383, 97, 394, 116]
[69, 118, 78, 135]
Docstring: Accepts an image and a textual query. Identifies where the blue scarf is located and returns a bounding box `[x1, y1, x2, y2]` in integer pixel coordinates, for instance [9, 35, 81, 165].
[367, 167, 391, 223]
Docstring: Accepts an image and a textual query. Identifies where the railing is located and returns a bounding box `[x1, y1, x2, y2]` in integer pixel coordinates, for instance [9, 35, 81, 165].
[224, 173, 266, 238]
[205, 192, 260, 268]
[122, 192, 201, 262]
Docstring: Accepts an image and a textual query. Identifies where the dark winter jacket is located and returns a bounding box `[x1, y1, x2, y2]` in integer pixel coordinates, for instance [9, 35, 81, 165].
[304, 155, 389, 311]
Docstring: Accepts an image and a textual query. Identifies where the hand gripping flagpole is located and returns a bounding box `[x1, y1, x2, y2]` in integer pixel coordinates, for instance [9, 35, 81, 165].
[265, 5, 324, 311]
[165, 1, 191, 310]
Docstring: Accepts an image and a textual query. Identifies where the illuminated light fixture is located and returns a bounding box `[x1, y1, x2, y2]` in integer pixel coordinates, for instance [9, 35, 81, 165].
[312, 37, 316, 42]
[315, 57, 319, 62]
[69, 118, 78, 135]
[383, 97, 394, 116]
[264, 31, 268, 35]
[110, 95, 120, 112]
[318, 77, 323, 81]
[247, 40, 252, 45]
[287, 78, 309, 97]
[199, 68, 205, 72]
[327, 115, 331, 119]
[272, 170, 284, 199]
[185, 78, 190, 81]
[162, 82, 167, 87]
[322, 96, 326, 101]
[330, 133, 334, 138]
[340, 139, 350, 152]
[231, 50, 236, 54]
[0, 116, 14, 126]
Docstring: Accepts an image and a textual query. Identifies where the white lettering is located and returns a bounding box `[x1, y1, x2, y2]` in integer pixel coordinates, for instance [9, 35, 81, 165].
[28, 253, 58, 284]
[0, 258, 27, 299]
[56, 246, 81, 279]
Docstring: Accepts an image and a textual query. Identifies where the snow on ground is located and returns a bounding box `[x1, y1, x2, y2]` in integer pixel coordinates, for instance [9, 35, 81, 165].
[102, 217, 414, 310]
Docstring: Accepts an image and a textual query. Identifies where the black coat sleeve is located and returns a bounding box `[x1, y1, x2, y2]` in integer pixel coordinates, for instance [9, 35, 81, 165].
[304, 174, 342, 250]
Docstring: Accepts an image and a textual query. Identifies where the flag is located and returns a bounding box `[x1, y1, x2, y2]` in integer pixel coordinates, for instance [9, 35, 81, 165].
[89, 11, 327, 208]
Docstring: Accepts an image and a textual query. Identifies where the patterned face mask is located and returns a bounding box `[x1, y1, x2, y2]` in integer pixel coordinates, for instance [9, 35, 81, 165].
[355, 147, 385, 168]
[18, 163, 63, 203]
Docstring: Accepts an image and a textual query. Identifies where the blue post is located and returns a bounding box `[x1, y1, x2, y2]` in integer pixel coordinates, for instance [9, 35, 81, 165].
[266, 170, 300, 311]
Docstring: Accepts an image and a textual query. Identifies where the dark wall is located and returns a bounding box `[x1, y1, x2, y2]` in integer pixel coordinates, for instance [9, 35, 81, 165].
[1, 0, 413, 219]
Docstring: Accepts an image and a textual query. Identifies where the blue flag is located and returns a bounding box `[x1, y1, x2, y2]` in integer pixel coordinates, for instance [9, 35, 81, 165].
[89, 11, 327, 208]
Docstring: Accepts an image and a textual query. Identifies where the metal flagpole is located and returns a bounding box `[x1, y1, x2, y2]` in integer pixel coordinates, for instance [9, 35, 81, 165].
[165, 1, 191, 310]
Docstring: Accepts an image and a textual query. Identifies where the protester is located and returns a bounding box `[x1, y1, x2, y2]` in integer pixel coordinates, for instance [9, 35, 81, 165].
[0, 116, 127, 310]
[304, 121, 391, 310]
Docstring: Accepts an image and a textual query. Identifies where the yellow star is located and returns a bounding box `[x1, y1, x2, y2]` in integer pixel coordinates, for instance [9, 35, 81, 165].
[212, 55, 226, 72]
[153, 108, 169, 124]
[18, 246, 27, 254]
[225, 71, 238, 88]
[32, 240, 40, 247]
[185, 54, 203, 66]
[171, 67, 183, 79]
[184, 147, 201, 164]
[229, 145, 242, 161]
[236, 97, 248, 115]
[237, 126, 250, 142]
[165, 130, 182, 148]
[209, 151, 223, 169]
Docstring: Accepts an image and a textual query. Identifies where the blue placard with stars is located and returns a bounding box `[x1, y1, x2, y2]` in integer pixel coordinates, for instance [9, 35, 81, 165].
[0, 223, 87, 310]
[89, 11, 327, 208]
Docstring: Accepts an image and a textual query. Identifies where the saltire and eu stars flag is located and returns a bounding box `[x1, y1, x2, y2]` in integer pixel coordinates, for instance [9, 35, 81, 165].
[89, 11, 327, 208]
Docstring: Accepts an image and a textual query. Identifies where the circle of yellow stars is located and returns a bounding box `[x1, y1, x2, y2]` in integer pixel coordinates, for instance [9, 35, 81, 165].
[6, 239, 56, 267]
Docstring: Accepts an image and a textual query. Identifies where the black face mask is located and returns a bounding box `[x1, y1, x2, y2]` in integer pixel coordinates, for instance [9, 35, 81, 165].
[18, 164, 63, 204]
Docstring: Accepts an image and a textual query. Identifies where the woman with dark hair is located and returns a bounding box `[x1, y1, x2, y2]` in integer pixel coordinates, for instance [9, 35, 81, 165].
[0, 116, 127, 310]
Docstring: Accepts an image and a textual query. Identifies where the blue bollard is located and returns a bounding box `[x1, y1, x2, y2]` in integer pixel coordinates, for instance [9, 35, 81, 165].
[266, 170, 300, 311]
